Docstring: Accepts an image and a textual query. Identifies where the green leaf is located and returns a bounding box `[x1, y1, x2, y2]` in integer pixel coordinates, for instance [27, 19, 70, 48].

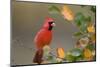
[86, 44, 95, 51]
[47, 55, 53, 60]
[70, 48, 82, 57]
[85, 16, 92, 22]
[74, 32, 82, 37]
[90, 6, 96, 13]
[65, 48, 83, 62]
[75, 13, 93, 33]
[49, 5, 60, 14]
[66, 52, 76, 62]
[75, 13, 86, 27]
[50, 57, 58, 63]
[80, 22, 87, 33]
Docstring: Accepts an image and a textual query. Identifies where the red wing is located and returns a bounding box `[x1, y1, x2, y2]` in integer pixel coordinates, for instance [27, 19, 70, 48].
[34, 29, 52, 49]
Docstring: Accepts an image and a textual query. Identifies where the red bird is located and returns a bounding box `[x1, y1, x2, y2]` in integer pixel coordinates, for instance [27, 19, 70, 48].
[33, 17, 55, 64]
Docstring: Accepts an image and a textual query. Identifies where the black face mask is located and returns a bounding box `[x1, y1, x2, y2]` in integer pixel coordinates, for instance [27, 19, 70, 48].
[48, 22, 54, 31]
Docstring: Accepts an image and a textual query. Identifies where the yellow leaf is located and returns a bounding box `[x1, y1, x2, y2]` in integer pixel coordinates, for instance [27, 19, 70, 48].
[61, 5, 74, 21]
[57, 48, 65, 59]
[87, 23, 95, 33]
[83, 48, 93, 60]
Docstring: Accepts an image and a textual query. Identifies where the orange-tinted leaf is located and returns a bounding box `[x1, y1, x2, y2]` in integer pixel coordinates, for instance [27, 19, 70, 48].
[57, 48, 65, 59]
[61, 5, 74, 21]
[83, 48, 93, 60]
[87, 23, 95, 33]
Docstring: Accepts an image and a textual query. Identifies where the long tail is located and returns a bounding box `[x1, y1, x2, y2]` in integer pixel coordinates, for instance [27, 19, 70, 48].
[33, 49, 43, 64]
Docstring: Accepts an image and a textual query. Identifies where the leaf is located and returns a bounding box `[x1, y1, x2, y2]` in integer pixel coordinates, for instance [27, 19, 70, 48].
[66, 52, 76, 62]
[49, 57, 58, 63]
[87, 23, 95, 33]
[43, 45, 51, 57]
[75, 13, 88, 33]
[78, 37, 89, 48]
[85, 16, 92, 22]
[90, 6, 96, 13]
[90, 33, 96, 43]
[56, 58, 63, 63]
[75, 13, 85, 27]
[86, 44, 95, 51]
[66, 48, 83, 62]
[47, 55, 53, 60]
[80, 22, 87, 33]
[70, 48, 82, 57]
[74, 32, 82, 37]
[83, 48, 93, 60]
[49, 5, 60, 14]
[57, 48, 65, 59]
[61, 5, 74, 21]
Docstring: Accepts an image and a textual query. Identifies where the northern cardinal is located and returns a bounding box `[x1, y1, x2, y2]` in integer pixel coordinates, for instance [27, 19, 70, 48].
[33, 17, 55, 64]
